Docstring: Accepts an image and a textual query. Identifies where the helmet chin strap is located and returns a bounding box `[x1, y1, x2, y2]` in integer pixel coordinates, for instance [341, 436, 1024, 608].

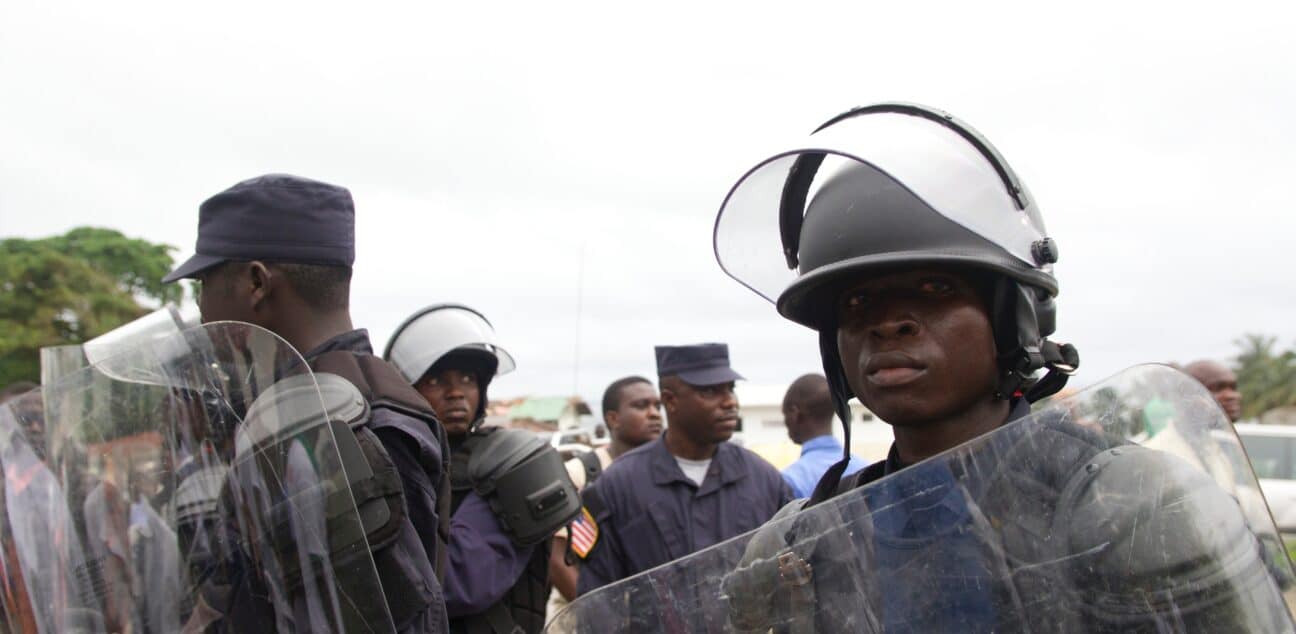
[1025, 340, 1079, 402]
[996, 339, 1079, 402]
[992, 278, 1079, 402]
[805, 328, 856, 508]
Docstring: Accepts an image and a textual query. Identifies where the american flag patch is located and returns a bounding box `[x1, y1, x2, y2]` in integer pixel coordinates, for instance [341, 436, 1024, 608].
[570, 507, 599, 559]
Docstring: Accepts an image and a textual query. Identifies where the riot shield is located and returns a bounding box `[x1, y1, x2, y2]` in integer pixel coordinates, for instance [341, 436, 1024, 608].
[549, 365, 1295, 633]
[0, 318, 396, 633]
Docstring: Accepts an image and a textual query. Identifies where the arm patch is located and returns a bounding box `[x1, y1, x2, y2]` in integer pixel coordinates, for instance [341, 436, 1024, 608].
[568, 486, 606, 560]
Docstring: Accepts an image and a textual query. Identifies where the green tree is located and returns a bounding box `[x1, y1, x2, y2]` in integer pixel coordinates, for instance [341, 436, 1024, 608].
[1234, 334, 1296, 419]
[0, 228, 180, 386]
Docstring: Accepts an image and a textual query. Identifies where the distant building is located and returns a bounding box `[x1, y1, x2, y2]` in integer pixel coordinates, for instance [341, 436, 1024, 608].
[489, 396, 593, 433]
[735, 383, 891, 469]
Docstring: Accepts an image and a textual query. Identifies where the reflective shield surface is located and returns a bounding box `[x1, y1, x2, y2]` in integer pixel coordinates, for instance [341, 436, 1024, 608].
[0, 321, 395, 633]
[549, 365, 1295, 633]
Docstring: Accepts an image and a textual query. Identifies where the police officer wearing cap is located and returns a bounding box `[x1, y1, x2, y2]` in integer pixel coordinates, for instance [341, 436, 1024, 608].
[575, 343, 792, 595]
[712, 104, 1289, 631]
[384, 305, 579, 634]
[164, 174, 451, 632]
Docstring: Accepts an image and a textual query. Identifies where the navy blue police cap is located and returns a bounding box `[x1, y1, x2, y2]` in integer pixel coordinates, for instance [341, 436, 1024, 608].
[163, 173, 356, 283]
[654, 343, 745, 386]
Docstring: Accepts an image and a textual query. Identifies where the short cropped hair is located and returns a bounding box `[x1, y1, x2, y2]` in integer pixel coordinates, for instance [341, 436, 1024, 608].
[271, 262, 352, 311]
[602, 376, 653, 416]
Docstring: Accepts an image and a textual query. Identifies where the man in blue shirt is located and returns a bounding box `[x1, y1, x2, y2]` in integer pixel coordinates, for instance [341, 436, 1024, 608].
[779, 374, 866, 498]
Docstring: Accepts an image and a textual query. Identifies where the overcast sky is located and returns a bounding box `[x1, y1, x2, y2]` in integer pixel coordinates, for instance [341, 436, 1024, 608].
[2, 0, 1294, 407]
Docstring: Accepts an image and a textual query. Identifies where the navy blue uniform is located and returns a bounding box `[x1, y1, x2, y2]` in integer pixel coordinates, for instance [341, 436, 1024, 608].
[577, 434, 792, 595]
[305, 331, 449, 633]
[443, 490, 536, 617]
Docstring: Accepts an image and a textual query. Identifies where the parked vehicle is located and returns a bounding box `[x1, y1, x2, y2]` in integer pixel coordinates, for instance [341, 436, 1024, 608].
[1236, 423, 1296, 533]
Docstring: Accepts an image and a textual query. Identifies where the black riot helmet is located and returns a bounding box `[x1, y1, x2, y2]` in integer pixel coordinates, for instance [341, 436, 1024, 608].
[714, 103, 1079, 454]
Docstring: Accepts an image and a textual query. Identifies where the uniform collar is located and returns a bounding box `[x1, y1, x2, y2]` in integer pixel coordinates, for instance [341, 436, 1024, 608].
[302, 329, 373, 360]
[649, 432, 747, 494]
[880, 398, 1031, 478]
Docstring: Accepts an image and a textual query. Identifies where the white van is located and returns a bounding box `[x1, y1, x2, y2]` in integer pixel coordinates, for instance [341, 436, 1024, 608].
[1235, 423, 1296, 533]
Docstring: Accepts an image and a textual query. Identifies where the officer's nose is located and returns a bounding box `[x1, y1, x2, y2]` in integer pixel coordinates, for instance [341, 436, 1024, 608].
[719, 387, 738, 409]
[869, 315, 921, 340]
[647, 402, 662, 419]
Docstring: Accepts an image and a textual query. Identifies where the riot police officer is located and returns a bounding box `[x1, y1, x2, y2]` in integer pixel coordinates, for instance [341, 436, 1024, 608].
[710, 103, 1291, 631]
[163, 173, 451, 632]
[385, 304, 578, 634]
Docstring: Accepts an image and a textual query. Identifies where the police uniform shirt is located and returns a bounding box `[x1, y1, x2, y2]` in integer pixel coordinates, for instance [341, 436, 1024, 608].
[576, 434, 793, 595]
[844, 400, 1028, 491]
[443, 490, 538, 617]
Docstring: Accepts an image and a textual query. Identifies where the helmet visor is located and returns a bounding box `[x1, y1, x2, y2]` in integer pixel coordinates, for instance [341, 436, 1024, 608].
[714, 109, 1050, 303]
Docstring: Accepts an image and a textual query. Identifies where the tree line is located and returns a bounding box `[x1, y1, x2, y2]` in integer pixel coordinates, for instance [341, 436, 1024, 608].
[1, 227, 180, 386]
[1235, 334, 1296, 420]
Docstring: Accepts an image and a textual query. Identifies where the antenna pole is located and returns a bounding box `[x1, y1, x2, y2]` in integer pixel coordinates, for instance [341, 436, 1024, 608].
[572, 244, 586, 404]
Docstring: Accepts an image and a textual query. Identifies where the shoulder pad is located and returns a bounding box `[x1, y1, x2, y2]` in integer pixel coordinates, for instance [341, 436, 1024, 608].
[577, 449, 604, 485]
[458, 427, 499, 455]
[467, 429, 550, 492]
[316, 373, 371, 429]
[236, 373, 369, 454]
[468, 429, 582, 545]
[310, 350, 438, 426]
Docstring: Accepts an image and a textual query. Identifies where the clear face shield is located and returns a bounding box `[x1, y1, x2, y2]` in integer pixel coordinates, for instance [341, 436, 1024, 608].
[384, 304, 516, 384]
[2, 315, 396, 633]
[712, 104, 1053, 305]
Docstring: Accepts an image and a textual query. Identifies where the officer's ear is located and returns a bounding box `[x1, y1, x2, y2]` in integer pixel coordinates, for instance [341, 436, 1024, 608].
[659, 383, 678, 415]
[247, 261, 275, 312]
[604, 410, 620, 434]
[785, 403, 801, 427]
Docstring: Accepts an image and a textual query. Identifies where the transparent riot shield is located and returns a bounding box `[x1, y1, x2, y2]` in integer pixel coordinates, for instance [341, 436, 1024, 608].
[549, 365, 1296, 633]
[0, 320, 396, 633]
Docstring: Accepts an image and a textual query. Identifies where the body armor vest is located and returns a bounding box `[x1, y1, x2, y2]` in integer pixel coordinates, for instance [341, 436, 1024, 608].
[309, 350, 453, 625]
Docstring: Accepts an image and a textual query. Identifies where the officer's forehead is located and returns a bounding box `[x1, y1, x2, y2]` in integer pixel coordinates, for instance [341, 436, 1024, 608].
[619, 382, 658, 399]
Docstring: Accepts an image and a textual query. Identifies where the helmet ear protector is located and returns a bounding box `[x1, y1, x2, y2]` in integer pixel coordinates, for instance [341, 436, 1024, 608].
[991, 278, 1077, 402]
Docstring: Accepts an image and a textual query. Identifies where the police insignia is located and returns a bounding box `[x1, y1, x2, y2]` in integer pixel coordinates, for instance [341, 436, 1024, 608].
[570, 507, 599, 559]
